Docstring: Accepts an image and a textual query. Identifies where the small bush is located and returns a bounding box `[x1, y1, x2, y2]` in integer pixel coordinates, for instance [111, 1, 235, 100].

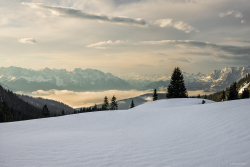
[202, 100, 205, 104]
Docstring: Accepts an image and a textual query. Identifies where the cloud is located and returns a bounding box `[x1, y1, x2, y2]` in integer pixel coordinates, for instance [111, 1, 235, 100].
[241, 20, 246, 23]
[224, 38, 250, 43]
[18, 38, 36, 44]
[219, 10, 243, 18]
[28, 89, 151, 108]
[86, 39, 250, 56]
[22, 3, 147, 27]
[181, 51, 211, 56]
[1, 18, 9, 25]
[170, 57, 190, 63]
[158, 60, 164, 62]
[154, 18, 199, 33]
[217, 54, 250, 62]
[86, 40, 128, 49]
[158, 53, 168, 56]
[139, 40, 250, 55]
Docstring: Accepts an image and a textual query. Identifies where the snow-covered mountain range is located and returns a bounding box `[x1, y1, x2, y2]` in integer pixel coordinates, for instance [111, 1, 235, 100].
[0, 66, 134, 92]
[0, 66, 249, 93]
[142, 66, 250, 91]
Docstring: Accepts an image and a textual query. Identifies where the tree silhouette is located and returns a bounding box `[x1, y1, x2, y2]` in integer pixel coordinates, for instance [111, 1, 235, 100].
[153, 88, 158, 101]
[110, 96, 118, 110]
[227, 82, 238, 100]
[102, 96, 109, 110]
[166, 67, 188, 98]
[42, 105, 50, 117]
[130, 99, 135, 108]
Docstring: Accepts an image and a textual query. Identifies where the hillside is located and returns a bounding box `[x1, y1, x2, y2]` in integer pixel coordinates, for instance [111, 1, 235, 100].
[0, 85, 41, 122]
[18, 95, 74, 115]
[1, 98, 249, 166]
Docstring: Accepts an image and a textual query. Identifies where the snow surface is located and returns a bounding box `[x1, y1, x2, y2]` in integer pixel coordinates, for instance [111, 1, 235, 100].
[1, 98, 250, 167]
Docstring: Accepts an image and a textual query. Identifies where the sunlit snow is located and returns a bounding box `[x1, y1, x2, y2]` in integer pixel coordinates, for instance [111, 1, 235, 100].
[0, 98, 249, 167]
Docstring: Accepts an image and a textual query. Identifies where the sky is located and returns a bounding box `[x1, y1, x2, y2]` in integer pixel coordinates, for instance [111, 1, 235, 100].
[0, 0, 250, 76]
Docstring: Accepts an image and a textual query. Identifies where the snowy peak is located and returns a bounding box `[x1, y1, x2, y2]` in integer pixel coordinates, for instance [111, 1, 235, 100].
[0, 67, 134, 92]
[143, 66, 250, 91]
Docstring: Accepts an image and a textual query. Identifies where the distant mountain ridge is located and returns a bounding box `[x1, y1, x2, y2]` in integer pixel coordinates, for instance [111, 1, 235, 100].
[142, 66, 250, 91]
[0, 66, 134, 92]
[1, 66, 249, 93]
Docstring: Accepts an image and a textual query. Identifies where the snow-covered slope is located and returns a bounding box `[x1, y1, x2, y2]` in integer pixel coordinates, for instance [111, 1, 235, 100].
[0, 67, 133, 92]
[1, 98, 249, 167]
[239, 82, 250, 94]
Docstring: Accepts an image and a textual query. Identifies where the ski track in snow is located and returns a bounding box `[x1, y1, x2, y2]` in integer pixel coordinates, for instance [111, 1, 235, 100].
[0, 98, 250, 167]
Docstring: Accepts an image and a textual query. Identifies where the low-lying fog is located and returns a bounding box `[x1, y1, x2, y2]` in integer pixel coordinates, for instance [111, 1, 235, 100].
[19, 89, 211, 108]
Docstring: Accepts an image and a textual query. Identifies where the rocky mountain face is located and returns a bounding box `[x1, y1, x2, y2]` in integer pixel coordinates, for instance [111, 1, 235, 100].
[0, 67, 134, 92]
[140, 66, 250, 91]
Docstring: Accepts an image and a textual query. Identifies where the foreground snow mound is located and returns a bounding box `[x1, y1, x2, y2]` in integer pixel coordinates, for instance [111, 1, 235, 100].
[0, 99, 250, 167]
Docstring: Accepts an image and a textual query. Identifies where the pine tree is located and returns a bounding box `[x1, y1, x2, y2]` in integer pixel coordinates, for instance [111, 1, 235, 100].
[166, 67, 188, 98]
[204, 94, 207, 99]
[241, 89, 249, 99]
[61, 109, 65, 115]
[92, 104, 98, 111]
[220, 90, 226, 101]
[153, 88, 158, 101]
[227, 82, 238, 100]
[102, 96, 109, 110]
[197, 94, 201, 98]
[110, 96, 118, 110]
[130, 99, 135, 108]
[42, 104, 50, 117]
[0, 100, 13, 122]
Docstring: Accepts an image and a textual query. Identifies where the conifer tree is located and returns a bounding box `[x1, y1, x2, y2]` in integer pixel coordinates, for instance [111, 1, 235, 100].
[197, 94, 201, 98]
[110, 96, 118, 110]
[130, 99, 135, 108]
[0, 100, 13, 122]
[204, 94, 207, 99]
[227, 82, 238, 100]
[166, 67, 188, 98]
[92, 104, 98, 111]
[61, 109, 65, 115]
[153, 88, 158, 101]
[220, 90, 226, 101]
[42, 104, 50, 117]
[102, 96, 109, 110]
[241, 89, 249, 99]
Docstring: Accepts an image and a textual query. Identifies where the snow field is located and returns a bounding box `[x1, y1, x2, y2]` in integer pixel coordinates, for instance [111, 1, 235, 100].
[0, 98, 249, 167]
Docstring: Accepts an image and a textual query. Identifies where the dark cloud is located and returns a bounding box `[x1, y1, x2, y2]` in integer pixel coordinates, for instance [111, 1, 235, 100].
[158, 53, 168, 56]
[181, 51, 211, 56]
[23, 3, 147, 27]
[225, 38, 250, 43]
[169, 57, 190, 63]
[217, 54, 250, 62]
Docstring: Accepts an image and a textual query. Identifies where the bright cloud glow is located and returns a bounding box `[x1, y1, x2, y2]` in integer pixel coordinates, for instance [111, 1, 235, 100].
[27, 89, 151, 108]
[86, 40, 128, 49]
[154, 18, 199, 33]
[219, 10, 243, 18]
[18, 38, 36, 44]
